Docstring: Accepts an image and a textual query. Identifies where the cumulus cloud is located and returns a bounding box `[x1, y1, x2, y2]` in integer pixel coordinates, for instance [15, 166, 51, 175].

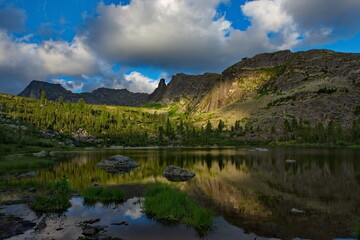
[281, 0, 360, 44]
[1, 0, 360, 95]
[0, 6, 26, 32]
[51, 78, 84, 92]
[84, 0, 234, 72]
[82, 0, 360, 73]
[0, 31, 98, 94]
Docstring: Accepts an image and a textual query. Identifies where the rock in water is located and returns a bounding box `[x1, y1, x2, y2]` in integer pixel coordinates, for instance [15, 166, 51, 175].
[251, 148, 268, 152]
[291, 208, 305, 214]
[163, 165, 195, 182]
[17, 171, 37, 179]
[33, 150, 48, 157]
[97, 155, 139, 174]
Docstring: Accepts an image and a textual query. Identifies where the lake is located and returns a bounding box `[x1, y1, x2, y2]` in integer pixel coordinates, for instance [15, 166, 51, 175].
[2, 146, 360, 240]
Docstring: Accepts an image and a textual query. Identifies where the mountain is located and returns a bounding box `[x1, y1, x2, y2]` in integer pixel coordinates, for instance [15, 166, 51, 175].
[18, 80, 149, 107]
[151, 49, 360, 128]
[18, 49, 360, 128]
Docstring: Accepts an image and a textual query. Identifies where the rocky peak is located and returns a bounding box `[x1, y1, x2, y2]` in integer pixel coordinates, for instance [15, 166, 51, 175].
[18, 80, 70, 99]
[148, 78, 167, 102]
[158, 78, 166, 88]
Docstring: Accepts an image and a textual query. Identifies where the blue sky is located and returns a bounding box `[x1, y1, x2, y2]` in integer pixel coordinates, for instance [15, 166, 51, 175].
[0, 0, 360, 94]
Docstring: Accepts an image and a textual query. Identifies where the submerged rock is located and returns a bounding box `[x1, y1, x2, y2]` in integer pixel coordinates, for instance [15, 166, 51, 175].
[0, 214, 35, 239]
[17, 171, 37, 179]
[33, 150, 48, 157]
[163, 165, 195, 182]
[97, 155, 139, 174]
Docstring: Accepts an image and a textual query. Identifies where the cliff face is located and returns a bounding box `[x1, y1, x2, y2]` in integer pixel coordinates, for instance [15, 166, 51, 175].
[157, 73, 220, 111]
[200, 49, 360, 127]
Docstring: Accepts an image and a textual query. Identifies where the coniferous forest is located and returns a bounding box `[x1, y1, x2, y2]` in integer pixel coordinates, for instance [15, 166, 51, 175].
[1, 92, 360, 152]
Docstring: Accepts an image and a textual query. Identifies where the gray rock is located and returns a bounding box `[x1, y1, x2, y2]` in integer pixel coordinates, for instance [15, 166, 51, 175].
[17, 171, 37, 178]
[291, 208, 305, 214]
[84, 147, 96, 150]
[7, 154, 25, 158]
[285, 159, 296, 163]
[252, 148, 269, 152]
[108, 145, 124, 149]
[33, 150, 48, 157]
[97, 155, 139, 174]
[163, 165, 195, 182]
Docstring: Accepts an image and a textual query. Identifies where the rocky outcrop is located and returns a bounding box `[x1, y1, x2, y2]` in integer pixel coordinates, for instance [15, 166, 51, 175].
[163, 165, 195, 182]
[17, 171, 37, 178]
[33, 150, 49, 158]
[97, 155, 139, 174]
[159, 73, 220, 107]
[148, 78, 167, 102]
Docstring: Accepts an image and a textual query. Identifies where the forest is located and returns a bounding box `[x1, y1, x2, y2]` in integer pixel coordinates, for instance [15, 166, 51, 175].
[1, 92, 360, 152]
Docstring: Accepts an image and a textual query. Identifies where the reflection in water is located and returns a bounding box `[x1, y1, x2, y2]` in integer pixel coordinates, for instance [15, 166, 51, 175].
[8, 147, 360, 240]
[2, 197, 278, 240]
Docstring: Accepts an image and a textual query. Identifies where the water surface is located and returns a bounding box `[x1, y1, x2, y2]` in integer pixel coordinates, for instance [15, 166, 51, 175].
[2, 147, 360, 240]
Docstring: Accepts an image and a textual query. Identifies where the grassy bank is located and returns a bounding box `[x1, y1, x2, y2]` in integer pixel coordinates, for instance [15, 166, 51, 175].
[29, 176, 72, 213]
[143, 184, 213, 229]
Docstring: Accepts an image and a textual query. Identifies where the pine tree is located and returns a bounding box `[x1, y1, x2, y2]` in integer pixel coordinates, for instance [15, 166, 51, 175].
[217, 119, 225, 132]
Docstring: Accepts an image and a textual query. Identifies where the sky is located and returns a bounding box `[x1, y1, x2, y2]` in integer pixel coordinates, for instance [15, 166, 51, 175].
[0, 0, 360, 95]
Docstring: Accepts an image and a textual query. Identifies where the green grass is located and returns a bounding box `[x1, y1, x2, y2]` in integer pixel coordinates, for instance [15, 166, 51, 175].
[168, 104, 181, 117]
[30, 176, 71, 213]
[0, 156, 54, 173]
[143, 103, 168, 109]
[82, 187, 125, 203]
[143, 184, 213, 229]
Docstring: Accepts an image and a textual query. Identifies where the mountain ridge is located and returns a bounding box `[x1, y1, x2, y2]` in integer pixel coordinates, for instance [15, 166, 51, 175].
[17, 49, 360, 129]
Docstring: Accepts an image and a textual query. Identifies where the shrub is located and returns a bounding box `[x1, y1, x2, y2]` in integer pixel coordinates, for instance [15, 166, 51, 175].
[30, 176, 71, 213]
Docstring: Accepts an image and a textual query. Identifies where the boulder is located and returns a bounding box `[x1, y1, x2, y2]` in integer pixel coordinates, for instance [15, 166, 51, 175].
[291, 208, 305, 214]
[17, 171, 37, 179]
[163, 165, 195, 182]
[33, 150, 48, 158]
[97, 155, 139, 174]
[252, 148, 268, 152]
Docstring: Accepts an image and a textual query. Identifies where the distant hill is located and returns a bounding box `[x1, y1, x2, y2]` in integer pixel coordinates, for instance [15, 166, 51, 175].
[18, 80, 149, 107]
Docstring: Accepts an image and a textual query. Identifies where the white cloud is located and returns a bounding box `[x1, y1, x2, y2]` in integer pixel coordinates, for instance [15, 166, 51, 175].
[0, 30, 98, 94]
[1, 0, 360, 95]
[123, 71, 159, 93]
[51, 78, 84, 92]
[84, 0, 237, 71]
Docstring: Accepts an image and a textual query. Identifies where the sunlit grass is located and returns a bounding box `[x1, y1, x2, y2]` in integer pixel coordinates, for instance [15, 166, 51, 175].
[82, 187, 125, 204]
[143, 184, 213, 229]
